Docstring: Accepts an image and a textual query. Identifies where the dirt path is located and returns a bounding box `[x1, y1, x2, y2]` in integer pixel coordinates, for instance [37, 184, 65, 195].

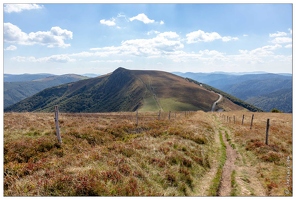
[217, 122, 266, 196]
[218, 130, 238, 196]
[211, 94, 223, 111]
[194, 114, 266, 196]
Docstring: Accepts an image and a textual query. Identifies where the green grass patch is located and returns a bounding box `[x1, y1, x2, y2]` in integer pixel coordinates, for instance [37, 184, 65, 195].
[207, 131, 227, 196]
[139, 96, 160, 112]
[159, 98, 198, 112]
[230, 170, 239, 196]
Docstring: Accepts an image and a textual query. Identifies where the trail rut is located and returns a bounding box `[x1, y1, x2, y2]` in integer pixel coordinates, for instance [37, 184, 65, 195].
[218, 131, 238, 196]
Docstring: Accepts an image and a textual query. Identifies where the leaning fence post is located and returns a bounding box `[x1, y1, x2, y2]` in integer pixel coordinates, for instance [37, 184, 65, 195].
[250, 114, 254, 129]
[54, 106, 62, 143]
[265, 119, 270, 145]
[242, 115, 245, 125]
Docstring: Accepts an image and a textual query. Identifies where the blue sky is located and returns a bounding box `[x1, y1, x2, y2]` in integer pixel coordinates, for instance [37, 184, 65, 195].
[3, 3, 293, 75]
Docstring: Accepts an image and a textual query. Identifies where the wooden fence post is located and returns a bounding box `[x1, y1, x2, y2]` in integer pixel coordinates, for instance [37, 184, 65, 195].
[158, 110, 161, 120]
[136, 110, 138, 126]
[250, 114, 254, 129]
[242, 115, 245, 125]
[54, 106, 62, 143]
[169, 111, 171, 120]
[265, 119, 270, 145]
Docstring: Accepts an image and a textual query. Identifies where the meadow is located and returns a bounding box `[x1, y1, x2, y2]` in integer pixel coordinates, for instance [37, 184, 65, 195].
[3, 111, 292, 196]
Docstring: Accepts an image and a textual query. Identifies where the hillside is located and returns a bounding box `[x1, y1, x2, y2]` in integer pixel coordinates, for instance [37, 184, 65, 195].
[174, 72, 292, 112]
[5, 68, 249, 113]
[4, 74, 88, 108]
[4, 73, 54, 82]
[247, 88, 292, 113]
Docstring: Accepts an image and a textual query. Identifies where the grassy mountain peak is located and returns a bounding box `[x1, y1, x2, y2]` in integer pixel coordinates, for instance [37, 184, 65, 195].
[5, 68, 252, 113]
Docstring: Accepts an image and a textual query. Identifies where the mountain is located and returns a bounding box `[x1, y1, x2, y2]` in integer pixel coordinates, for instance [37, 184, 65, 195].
[174, 72, 292, 113]
[82, 73, 100, 78]
[4, 67, 255, 113]
[4, 73, 54, 82]
[247, 88, 292, 113]
[4, 74, 88, 108]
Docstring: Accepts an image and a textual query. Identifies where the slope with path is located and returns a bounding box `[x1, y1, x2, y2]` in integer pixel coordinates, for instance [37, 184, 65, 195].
[211, 93, 223, 111]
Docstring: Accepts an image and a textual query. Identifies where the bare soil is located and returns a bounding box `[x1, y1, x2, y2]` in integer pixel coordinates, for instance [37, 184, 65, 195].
[218, 131, 238, 196]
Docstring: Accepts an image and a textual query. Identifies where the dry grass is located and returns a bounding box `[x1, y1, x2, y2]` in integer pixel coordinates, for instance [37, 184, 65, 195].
[217, 111, 292, 196]
[4, 111, 292, 196]
[4, 111, 216, 196]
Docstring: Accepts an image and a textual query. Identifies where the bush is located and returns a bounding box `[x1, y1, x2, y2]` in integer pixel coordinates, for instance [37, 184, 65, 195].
[271, 108, 282, 113]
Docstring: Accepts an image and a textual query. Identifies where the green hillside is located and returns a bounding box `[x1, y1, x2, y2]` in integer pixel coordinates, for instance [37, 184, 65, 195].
[185, 78, 263, 112]
[247, 88, 292, 112]
[4, 74, 88, 108]
[4, 68, 248, 113]
[175, 72, 291, 112]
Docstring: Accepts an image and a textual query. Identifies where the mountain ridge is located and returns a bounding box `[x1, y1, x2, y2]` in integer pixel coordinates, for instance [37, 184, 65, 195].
[174, 72, 292, 112]
[4, 74, 88, 108]
[5, 68, 256, 113]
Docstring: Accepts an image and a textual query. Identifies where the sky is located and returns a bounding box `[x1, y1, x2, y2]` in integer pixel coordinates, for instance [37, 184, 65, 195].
[2, 3, 293, 75]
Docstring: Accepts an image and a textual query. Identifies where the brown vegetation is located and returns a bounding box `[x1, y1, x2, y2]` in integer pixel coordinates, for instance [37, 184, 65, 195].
[217, 111, 292, 196]
[4, 111, 292, 196]
[4, 111, 216, 196]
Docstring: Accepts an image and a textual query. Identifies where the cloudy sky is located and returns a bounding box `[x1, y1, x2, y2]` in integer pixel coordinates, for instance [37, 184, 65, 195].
[3, 3, 293, 75]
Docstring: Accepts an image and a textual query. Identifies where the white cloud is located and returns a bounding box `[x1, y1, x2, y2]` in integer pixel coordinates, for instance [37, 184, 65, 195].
[91, 59, 133, 63]
[243, 34, 248, 37]
[45, 55, 76, 63]
[3, 23, 28, 44]
[285, 44, 292, 48]
[147, 30, 160, 35]
[239, 44, 282, 56]
[269, 31, 287, 37]
[15, 56, 35, 62]
[11, 55, 75, 63]
[70, 51, 94, 57]
[4, 3, 43, 13]
[221, 36, 239, 42]
[4, 23, 73, 48]
[232, 44, 287, 67]
[129, 13, 155, 24]
[270, 37, 292, 44]
[4, 45, 17, 51]
[186, 30, 238, 43]
[288, 28, 292, 34]
[160, 20, 165, 25]
[100, 18, 116, 26]
[90, 31, 183, 57]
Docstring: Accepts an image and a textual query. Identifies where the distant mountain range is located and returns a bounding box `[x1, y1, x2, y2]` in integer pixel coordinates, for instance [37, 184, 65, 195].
[4, 73, 54, 82]
[5, 68, 255, 113]
[174, 72, 292, 112]
[4, 74, 88, 108]
[82, 73, 100, 78]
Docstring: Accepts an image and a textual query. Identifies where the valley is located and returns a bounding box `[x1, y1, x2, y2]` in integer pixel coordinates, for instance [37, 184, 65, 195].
[174, 72, 292, 113]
